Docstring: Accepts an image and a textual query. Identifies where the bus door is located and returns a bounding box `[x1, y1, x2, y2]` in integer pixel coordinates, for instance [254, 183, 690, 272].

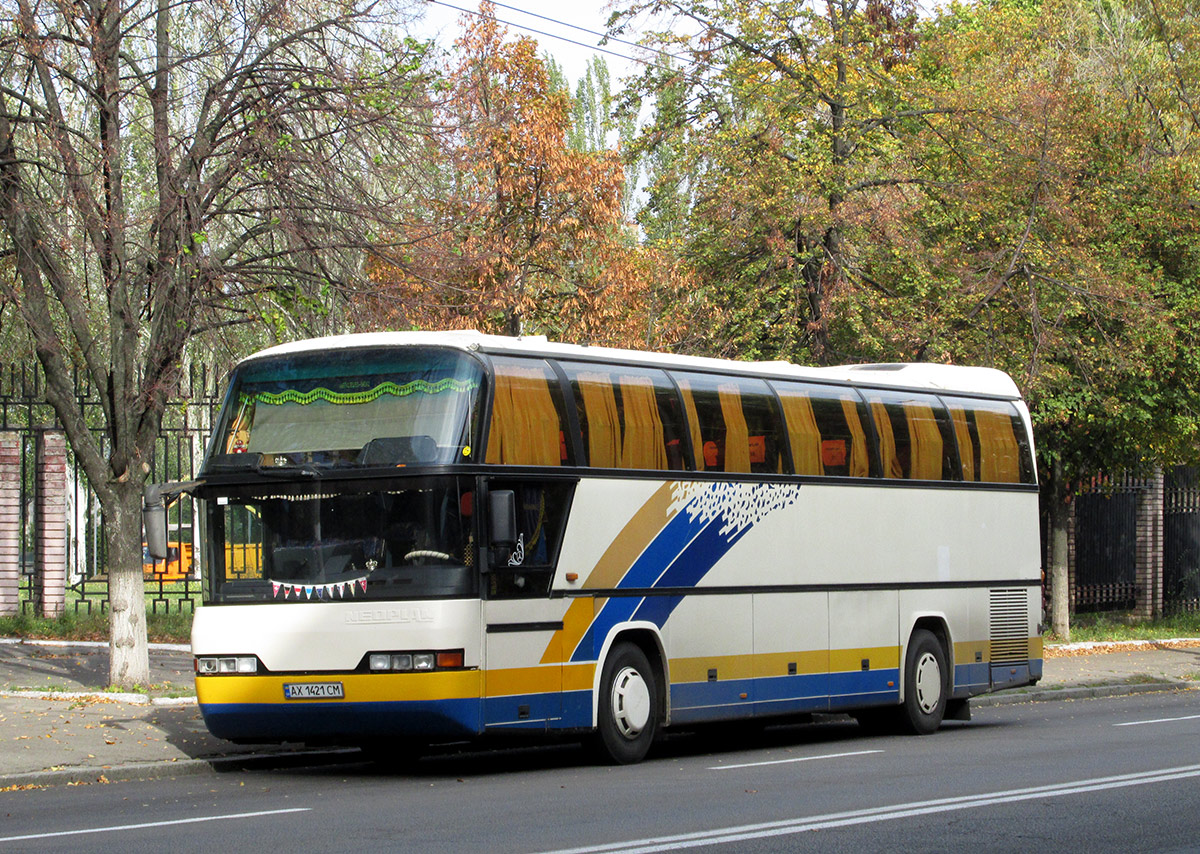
[481, 481, 572, 731]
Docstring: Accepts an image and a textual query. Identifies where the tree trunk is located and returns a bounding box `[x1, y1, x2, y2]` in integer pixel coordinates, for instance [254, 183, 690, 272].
[106, 482, 150, 687]
[1047, 458, 1071, 642]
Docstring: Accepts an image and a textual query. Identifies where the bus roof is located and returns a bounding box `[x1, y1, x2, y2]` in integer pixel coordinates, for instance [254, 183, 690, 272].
[240, 330, 1024, 399]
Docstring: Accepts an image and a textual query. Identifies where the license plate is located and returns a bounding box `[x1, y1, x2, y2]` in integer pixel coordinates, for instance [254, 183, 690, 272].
[283, 682, 344, 700]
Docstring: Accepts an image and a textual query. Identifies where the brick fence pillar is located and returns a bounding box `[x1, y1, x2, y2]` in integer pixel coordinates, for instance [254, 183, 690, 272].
[34, 430, 67, 618]
[0, 432, 19, 616]
[1134, 467, 1165, 621]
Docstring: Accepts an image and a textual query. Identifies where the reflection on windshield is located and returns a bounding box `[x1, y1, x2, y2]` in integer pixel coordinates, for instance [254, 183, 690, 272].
[209, 346, 482, 471]
[211, 478, 476, 602]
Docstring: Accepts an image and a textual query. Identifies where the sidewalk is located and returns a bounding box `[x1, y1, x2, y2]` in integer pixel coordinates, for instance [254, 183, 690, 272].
[0, 637, 1197, 789]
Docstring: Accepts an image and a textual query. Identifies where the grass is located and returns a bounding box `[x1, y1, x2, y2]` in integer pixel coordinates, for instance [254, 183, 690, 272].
[0, 609, 193, 644]
[1045, 611, 1200, 644]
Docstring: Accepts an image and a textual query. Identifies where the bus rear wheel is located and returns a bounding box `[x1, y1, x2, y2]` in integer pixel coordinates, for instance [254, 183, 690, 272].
[593, 642, 659, 764]
[900, 629, 948, 735]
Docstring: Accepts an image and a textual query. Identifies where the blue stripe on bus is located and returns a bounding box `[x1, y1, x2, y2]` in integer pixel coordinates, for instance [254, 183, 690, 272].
[483, 690, 594, 730]
[631, 520, 744, 628]
[571, 494, 760, 662]
[571, 506, 707, 661]
[199, 698, 483, 742]
[665, 668, 902, 725]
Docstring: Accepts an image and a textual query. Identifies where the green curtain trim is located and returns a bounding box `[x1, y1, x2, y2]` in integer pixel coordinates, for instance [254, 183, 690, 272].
[243, 378, 478, 407]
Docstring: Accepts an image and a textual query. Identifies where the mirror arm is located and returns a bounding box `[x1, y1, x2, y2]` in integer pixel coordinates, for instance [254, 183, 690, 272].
[143, 480, 204, 561]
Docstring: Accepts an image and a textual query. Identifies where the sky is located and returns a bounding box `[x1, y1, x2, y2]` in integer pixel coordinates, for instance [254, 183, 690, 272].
[412, 0, 643, 86]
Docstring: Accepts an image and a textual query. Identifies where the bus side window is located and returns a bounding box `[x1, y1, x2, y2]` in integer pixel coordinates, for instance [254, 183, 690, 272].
[943, 397, 1035, 484]
[864, 391, 959, 481]
[772, 382, 875, 478]
[672, 373, 785, 475]
[487, 481, 574, 598]
[486, 357, 574, 467]
[560, 363, 686, 471]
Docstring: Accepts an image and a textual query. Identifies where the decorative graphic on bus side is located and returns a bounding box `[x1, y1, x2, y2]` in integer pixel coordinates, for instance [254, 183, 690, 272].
[565, 482, 802, 662]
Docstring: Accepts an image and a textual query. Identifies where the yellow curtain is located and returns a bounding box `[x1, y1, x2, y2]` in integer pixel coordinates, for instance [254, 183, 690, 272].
[485, 375, 514, 464]
[486, 366, 561, 466]
[677, 379, 705, 471]
[781, 393, 823, 476]
[620, 375, 668, 470]
[841, 398, 870, 478]
[578, 371, 621, 468]
[950, 407, 975, 481]
[718, 383, 751, 473]
[905, 403, 943, 480]
[976, 409, 1020, 482]
[871, 402, 903, 479]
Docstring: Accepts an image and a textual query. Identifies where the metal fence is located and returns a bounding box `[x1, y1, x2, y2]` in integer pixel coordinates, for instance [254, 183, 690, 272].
[1072, 468, 1200, 616]
[0, 362, 223, 615]
[1165, 466, 1200, 613]
[1073, 480, 1140, 612]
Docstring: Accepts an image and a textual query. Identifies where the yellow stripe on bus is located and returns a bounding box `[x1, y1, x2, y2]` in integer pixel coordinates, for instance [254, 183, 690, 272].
[196, 671, 481, 705]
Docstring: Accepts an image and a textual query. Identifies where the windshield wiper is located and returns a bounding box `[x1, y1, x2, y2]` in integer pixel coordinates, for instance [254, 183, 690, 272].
[255, 459, 321, 479]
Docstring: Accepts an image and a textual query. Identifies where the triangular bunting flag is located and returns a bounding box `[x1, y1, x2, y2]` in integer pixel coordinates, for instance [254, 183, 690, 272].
[272, 582, 281, 598]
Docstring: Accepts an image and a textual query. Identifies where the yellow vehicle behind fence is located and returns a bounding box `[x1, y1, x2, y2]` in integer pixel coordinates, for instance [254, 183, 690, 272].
[142, 542, 194, 581]
[142, 541, 263, 581]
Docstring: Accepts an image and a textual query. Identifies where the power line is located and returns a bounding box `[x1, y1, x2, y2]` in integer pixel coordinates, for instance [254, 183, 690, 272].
[424, 0, 654, 70]
[482, 0, 693, 67]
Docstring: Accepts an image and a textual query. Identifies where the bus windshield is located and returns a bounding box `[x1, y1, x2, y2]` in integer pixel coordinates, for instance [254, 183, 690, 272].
[208, 477, 477, 603]
[209, 346, 483, 471]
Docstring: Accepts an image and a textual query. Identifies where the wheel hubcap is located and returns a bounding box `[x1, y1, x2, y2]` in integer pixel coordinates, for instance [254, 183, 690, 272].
[913, 652, 942, 714]
[610, 666, 651, 739]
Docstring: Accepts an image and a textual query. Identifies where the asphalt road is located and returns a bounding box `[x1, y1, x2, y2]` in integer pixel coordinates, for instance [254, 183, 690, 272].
[1, 689, 1198, 853]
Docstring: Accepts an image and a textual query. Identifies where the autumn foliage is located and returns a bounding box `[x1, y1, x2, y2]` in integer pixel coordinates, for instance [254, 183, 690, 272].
[365, 3, 693, 349]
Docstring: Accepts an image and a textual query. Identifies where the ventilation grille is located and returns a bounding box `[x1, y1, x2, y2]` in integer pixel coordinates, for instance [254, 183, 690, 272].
[990, 588, 1030, 664]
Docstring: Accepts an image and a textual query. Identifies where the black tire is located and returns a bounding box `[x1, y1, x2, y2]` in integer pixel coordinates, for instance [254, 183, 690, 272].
[900, 629, 949, 735]
[593, 642, 659, 764]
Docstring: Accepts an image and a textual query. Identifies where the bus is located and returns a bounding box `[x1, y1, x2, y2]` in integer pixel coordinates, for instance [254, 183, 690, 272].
[145, 331, 1042, 764]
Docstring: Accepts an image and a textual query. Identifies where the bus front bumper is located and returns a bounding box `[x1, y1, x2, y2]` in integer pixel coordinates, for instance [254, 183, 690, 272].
[196, 671, 483, 743]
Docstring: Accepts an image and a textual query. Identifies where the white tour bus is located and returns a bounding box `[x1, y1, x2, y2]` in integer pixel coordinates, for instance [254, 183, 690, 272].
[145, 331, 1042, 763]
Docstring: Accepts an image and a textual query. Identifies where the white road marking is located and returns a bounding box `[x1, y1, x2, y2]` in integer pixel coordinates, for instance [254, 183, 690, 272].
[0, 808, 311, 844]
[534, 765, 1200, 854]
[1114, 713, 1200, 727]
[709, 749, 883, 770]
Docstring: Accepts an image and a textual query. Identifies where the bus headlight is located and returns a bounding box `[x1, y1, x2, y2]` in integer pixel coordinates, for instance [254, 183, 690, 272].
[196, 656, 258, 675]
[361, 650, 463, 672]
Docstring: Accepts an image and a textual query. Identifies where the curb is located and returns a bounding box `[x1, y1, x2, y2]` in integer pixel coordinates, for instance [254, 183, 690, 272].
[0, 748, 361, 791]
[0, 637, 190, 653]
[976, 678, 1197, 707]
[0, 690, 196, 706]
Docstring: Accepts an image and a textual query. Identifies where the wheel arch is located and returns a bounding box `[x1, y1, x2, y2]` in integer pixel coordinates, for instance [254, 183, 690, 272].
[902, 615, 954, 701]
[592, 623, 668, 728]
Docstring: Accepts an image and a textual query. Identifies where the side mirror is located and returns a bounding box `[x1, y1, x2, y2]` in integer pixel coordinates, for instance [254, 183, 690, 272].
[143, 483, 169, 561]
[488, 490, 517, 562]
[143, 480, 203, 560]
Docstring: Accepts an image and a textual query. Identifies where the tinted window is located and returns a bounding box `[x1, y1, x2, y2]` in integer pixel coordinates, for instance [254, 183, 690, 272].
[942, 397, 1035, 484]
[560, 362, 686, 471]
[772, 382, 876, 477]
[485, 357, 574, 467]
[863, 391, 959, 481]
[210, 346, 483, 471]
[673, 373, 785, 474]
[487, 480, 574, 598]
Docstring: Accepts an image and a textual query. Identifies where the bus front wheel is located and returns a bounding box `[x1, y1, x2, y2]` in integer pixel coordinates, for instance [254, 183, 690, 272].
[900, 629, 948, 735]
[594, 642, 659, 764]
